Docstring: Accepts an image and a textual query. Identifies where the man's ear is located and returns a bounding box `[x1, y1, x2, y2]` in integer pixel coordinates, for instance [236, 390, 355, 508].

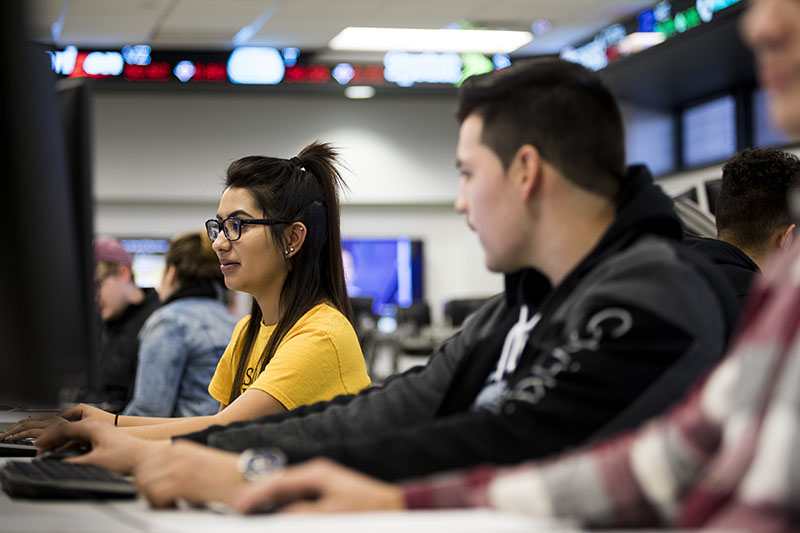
[777, 223, 796, 249]
[284, 222, 308, 259]
[514, 144, 542, 200]
[117, 264, 134, 282]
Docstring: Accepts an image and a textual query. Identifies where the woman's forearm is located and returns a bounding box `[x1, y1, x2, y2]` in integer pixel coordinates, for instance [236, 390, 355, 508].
[117, 415, 178, 427]
[122, 415, 218, 440]
[119, 389, 286, 440]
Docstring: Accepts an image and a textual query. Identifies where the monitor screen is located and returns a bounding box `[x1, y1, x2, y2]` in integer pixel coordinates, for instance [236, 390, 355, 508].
[682, 95, 737, 168]
[753, 88, 791, 148]
[0, 3, 97, 407]
[342, 238, 424, 314]
[120, 238, 171, 289]
[623, 104, 675, 176]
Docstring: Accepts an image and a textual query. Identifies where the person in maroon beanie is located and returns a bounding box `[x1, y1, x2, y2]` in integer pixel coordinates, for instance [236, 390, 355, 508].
[88, 236, 160, 412]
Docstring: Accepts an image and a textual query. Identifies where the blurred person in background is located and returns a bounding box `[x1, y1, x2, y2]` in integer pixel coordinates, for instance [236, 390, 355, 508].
[122, 231, 237, 418]
[687, 147, 800, 302]
[88, 236, 160, 412]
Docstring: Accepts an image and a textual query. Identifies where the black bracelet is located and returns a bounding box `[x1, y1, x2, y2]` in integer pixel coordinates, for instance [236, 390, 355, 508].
[114, 414, 119, 426]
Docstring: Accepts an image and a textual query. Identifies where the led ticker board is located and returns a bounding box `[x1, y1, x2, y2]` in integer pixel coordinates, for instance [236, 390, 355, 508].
[560, 0, 744, 71]
[46, 45, 509, 89]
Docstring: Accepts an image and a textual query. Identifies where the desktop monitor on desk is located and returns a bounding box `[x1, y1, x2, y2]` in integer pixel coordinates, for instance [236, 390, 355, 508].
[342, 238, 424, 316]
[120, 238, 171, 289]
[0, 2, 97, 408]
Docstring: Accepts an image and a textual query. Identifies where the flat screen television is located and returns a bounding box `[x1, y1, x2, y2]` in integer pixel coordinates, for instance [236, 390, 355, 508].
[342, 238, 424, 315]
[120, 238, 171, 289]
[753, 88, 791, 148]
[681, 94, 737, 168]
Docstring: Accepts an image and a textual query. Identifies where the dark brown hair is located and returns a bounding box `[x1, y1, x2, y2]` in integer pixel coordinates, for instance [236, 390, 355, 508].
[455, 58, 626, 200]
[165, 231, 224, 288]
[716, 148, 800, 251]
[225, 141, 353, 403]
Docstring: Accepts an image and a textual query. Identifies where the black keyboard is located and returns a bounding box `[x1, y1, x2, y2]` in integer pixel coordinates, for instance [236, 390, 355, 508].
[0, 459, 137, 499]
[0, 438, 37, 457]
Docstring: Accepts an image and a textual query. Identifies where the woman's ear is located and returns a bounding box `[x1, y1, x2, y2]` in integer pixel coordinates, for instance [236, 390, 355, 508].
[284, 222, 307, 259]
[158, 264, 179, 300]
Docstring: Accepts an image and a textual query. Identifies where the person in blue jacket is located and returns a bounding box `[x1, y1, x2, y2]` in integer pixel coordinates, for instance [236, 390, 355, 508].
[123, 231, 238, 417]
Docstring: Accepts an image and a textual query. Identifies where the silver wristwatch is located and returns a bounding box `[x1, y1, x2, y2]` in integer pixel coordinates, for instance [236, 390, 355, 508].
[236, 448, 287, 481]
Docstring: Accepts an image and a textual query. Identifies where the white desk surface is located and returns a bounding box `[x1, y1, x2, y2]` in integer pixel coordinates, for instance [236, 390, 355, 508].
[1, 495, 579, 533]
[0, 457, 579, 533]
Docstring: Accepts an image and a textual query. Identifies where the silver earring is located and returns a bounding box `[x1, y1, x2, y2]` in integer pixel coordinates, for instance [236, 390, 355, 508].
[283, 249, 290, 256]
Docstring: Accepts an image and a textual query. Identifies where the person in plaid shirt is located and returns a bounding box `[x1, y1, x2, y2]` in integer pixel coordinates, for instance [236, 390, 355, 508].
[209, 0, 800, 530]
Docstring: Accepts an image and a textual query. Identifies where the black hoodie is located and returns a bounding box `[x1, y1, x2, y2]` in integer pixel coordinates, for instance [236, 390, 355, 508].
[86, 288, 161, 412]
[685, 235, 760, 304]
[182, 166, 739, 481]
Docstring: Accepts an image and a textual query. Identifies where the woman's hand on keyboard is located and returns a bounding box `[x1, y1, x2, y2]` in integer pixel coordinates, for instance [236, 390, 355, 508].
[0, 413, 67, 442]
[34, 419, 169, 475]
[0, 403, 115, 442]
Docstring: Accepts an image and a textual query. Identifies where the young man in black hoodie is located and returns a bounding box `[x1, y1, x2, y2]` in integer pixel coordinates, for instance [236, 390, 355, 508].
[687, 148, 800, 302]
[39, 58, 738, 506]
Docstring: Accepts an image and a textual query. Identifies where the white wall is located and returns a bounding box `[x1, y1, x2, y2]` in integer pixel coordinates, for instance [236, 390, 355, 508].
[90, 89, 504, 324]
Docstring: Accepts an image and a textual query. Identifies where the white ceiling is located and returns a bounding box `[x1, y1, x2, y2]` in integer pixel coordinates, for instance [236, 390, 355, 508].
[26, 0, 655, 59]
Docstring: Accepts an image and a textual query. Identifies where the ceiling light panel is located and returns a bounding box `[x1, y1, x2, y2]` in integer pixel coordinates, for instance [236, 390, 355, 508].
[329, 27, 533, 53]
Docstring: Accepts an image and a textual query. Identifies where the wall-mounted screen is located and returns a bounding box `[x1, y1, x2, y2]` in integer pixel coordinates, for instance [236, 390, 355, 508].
[342, 238, 424, 314]
[622, 103, 675, 176]
[681, 94, 736, 168]
[753, 89, 791, 148]
[120, 238, 170, 289]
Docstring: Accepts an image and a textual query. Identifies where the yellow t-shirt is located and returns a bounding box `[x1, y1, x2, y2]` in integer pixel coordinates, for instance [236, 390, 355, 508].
[208, 303, 370, 410]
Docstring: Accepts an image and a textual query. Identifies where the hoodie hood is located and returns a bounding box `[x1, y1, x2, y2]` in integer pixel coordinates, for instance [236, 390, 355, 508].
[685, 236, 759, 272]
[596, 164, 683, 252]
[685, 235, 760, 302]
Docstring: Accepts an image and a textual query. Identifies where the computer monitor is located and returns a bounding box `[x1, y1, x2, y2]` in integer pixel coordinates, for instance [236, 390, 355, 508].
[705, 178, 723, 216]
[341, 238, 424, 315]
[0, 3, 97, 407]
[753, 88, 791, 148]
[681, 94, 737, 168]
[120, 238, 171, 289]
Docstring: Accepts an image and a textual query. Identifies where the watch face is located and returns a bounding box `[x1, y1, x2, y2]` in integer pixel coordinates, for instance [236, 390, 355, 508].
[240, 448, 287, 480]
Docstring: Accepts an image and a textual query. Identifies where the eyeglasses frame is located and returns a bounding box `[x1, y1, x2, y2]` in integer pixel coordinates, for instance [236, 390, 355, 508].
[205, 216, 292, 242]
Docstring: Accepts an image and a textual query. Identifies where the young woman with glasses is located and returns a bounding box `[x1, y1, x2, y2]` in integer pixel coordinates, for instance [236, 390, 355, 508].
[2, 141, 371, 442]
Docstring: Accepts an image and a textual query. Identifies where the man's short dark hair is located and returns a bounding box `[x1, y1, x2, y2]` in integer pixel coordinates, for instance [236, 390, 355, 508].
[455, 58, 626, 200]
[716, 148, 800, 251]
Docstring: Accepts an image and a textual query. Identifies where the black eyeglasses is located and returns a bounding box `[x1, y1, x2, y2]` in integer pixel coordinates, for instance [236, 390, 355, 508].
[205, 217, 291, 242]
